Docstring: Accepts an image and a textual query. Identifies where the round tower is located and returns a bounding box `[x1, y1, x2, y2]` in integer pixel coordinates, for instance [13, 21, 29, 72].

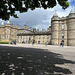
[67, 8, 75, 46]
[51, 12, 59, 45]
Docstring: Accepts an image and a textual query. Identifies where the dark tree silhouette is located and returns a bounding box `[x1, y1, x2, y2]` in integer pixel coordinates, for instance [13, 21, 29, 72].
[0, 0, 69, 20]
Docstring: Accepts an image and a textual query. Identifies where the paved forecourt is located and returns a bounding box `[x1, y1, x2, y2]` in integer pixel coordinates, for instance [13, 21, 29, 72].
[0, 44, 75, 75]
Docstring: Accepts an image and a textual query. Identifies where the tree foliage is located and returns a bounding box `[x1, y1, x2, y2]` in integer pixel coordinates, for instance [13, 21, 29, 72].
[0, 0, 69, 20]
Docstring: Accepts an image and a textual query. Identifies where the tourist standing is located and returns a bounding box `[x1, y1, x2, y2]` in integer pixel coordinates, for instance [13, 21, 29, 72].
[15, 40, 16, 45]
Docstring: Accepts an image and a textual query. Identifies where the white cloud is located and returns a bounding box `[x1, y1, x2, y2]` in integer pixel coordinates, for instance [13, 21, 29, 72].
[0, 0, 74, 30]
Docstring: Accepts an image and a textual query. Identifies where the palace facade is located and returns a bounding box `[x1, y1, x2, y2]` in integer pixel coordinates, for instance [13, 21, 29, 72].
[0, 8, 75, 46]
[0, 21, 51, 44]
[51, 8, 75, 46]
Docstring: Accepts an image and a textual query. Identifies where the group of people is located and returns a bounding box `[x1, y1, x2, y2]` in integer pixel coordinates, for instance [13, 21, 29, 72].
[9, 40, 16, 45]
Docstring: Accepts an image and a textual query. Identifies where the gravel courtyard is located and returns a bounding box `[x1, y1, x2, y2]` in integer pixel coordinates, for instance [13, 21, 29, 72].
[0, 44, 75, 75]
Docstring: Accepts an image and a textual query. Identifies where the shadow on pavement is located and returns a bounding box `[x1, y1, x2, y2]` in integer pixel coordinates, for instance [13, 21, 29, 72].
[0, 46, 75, 75]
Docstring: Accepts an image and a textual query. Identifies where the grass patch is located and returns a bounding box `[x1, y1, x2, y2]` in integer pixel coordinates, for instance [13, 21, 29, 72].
[0, 41, 9, 44]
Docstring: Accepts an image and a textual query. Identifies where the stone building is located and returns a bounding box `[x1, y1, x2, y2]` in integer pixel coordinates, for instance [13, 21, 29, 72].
[0, 21, 17, 42]
[51, 8, 75, 46]
[17, 25, 51, 44]
[0, 8, 75, 46]
[0, 21, 51, 44]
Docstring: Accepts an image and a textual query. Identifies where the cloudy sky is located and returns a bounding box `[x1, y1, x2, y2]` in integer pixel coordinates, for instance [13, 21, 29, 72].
[0, 0, 75, 30]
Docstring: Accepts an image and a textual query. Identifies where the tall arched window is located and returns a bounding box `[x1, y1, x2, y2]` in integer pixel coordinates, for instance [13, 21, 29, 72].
[7, 35, 8, 39]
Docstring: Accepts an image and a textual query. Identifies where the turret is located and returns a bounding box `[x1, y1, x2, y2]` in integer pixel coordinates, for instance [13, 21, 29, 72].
[70, 8, 74, 13]
[51, 12, 59, 45]
[51, 11, 59, 21]
[7, 21, 11, 25]
[68, 8, 75, 18]
[67, 8, 75, 46]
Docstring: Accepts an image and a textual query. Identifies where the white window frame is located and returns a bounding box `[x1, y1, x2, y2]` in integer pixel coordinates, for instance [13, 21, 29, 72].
[62, 24, 64, 29]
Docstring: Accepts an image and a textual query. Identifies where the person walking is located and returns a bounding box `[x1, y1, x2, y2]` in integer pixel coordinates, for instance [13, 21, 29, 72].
[62, 41, 64, 47]
[45, 42, 47, 46]
[15, 40, 16, 45]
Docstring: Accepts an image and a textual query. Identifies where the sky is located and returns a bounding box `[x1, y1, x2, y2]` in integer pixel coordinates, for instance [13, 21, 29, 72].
[0, 0, 75, 31]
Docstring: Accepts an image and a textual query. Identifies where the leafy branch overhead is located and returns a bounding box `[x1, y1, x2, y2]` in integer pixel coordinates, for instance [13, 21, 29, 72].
[0, 0, 69, 20]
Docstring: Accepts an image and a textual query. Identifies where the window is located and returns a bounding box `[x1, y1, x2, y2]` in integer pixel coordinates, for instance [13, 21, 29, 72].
[26, 36, 28, 39]
[43, 35, 45, 39]
[11, 30, 13, 34]
[18, 32, 20, 34]
[15, 36, 16, 39]
[62, 24, 64, 29]
[21, 32, 22, 34]
[62, 33, 64, 39]
[18, 36, 19, 39]
[29, 37, 31, 40]
[23, 36, 25, 39]
[21, 36, 22, 39]
[47, 35, 49, 39]
[15, 32, 17, 35]
[7, 30, 9, 34]
[7, 35, 8, 39]
[39, 36, 41, 39]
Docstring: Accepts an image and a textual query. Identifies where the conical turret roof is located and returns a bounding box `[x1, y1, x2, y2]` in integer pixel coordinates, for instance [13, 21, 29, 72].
[53, 11, 58, 16]
[1, 22, 4, 25]
[7, 21, 11, 24]
[70, 8, 74, 13]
